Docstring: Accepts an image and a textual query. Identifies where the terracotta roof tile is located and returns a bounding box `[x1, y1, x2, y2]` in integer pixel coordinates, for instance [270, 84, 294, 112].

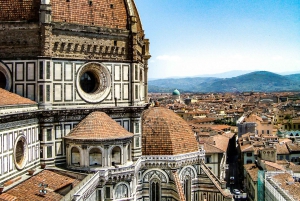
[65, 112, 133, 141]
[213, 135, 229, 152]
[51, 0, 128, 29]
[0, 170, 80, 201]
[286, 142, 300, 152]
[244, 164, 259, 182]
[0, 193, 17, 201]
[0, 88, 36, 106]
[142, 107, 199, 155]
[203, 143, 223, 153]
[262, 160, 286, 171]
[272, 173, 300, 201]
[275, 143, 290, 155]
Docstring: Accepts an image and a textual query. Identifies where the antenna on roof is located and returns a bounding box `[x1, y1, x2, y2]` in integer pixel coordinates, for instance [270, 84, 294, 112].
[38, 182, 48, 195]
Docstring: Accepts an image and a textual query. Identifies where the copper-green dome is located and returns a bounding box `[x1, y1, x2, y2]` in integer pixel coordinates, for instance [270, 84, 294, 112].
[172, 89, 180, 96]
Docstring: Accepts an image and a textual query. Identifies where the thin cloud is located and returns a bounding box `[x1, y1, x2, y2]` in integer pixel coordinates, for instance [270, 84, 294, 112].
[272, 56, 283, 61]
[156, 55, 181, 62]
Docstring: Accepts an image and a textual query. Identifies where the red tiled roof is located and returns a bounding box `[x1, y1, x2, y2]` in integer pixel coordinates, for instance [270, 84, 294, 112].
[213, 135, 229, 152]
[244, 164, 259, 182]
[272, 173, 300, 201]
[275, 143, 290, 155]
[64, 112, 133, 141]
[142, 107, 199, 155]
[203, 143, 224, 153]
[262, 160, 286, 171]
[0, 88, 36, 106]
[0, 193, 17, 201]
[0, 170, 80, 201]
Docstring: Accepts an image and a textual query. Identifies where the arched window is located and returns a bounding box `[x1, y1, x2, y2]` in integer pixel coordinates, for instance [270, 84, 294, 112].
[114, 184, 128, 199]
[89, 148, 102, 166]
[71, 147, 80, 166]
[112, 146, 121, 165]
[150, 179, 160, 201]
[183, 176, 191, 201]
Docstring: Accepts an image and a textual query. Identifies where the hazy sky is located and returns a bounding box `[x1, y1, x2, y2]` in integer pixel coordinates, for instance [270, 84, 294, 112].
[135, 0, 300, 79]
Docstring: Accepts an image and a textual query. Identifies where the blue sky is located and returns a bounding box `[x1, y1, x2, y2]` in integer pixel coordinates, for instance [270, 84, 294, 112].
[135, 0, 300, 79]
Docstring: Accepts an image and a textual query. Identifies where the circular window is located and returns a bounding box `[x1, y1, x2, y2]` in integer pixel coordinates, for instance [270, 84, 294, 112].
[0, 63, 12, 91]
[76, 62, 111, 103]
[14, 135, 28, 170]
[0, 71, 6, 89]
[80, 72, 98, 93]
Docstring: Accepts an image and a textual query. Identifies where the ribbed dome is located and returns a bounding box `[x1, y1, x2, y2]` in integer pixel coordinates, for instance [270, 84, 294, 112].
[142, 107, 199, 155]
[64, 112, 133, 141]
[51, 0, 129, 29]
[172, 89, 180, 96]
[0, 0, 143, 32]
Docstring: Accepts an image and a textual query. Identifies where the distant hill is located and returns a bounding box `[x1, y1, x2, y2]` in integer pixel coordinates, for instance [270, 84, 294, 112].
[148, 71, 300, 93]
[285, 74, 300, 82]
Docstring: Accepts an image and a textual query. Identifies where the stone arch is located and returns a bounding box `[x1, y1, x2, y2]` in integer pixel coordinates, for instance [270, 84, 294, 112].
[111, 145, 122, 165]
[70, 146, 82, 166]
[179, 165, 197, 181]
[142, 168, 169, 183]
[113, 181, 131, 200]
[89, 147, 102, 166]
[0, 62, 12, 90]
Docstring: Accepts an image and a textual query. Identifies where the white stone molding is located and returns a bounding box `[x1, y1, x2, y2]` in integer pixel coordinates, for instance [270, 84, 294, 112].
[73, 172, 100, 201]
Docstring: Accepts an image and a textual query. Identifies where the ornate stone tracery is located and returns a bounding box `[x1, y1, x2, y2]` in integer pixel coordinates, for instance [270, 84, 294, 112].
[179, 165, 197, 181]
[142, 169, 168, 183]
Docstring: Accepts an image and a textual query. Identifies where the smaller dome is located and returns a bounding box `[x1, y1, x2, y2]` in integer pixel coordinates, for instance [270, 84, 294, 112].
[172, 89, 180, 96]
[64, 112, 133, 141]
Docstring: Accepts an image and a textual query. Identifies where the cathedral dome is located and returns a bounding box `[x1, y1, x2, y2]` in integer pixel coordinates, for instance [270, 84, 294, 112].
[64, 111, 133, 141]
[0, 0, 143, 34]
[142, 107, 199, 155]
[172, 89, 180, 96]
